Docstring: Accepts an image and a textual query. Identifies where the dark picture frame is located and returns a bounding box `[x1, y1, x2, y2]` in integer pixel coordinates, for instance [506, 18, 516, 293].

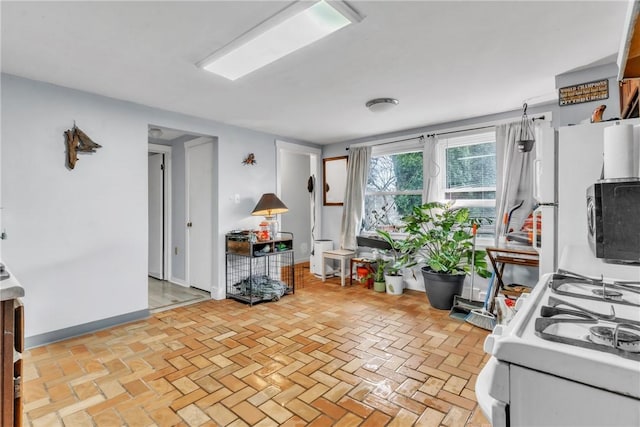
[323, 156, 348, 206]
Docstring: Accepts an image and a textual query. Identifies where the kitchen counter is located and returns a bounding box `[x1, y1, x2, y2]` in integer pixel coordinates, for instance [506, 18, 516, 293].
[0, 263, 24, 301]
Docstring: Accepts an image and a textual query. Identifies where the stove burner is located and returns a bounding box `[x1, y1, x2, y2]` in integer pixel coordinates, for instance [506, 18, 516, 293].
[549, 273, 640, 307]
[589, 325, 640, 353]
[592, 288, 623, 300]
[535, 317, 640, 360]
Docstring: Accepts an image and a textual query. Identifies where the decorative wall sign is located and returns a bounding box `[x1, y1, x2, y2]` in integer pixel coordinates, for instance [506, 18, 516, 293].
[63, 123, 102, 169]
[559, 79, 608, 106]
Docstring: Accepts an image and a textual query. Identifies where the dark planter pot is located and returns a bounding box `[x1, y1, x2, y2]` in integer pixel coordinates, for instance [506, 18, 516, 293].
[420, 267, 465, 310]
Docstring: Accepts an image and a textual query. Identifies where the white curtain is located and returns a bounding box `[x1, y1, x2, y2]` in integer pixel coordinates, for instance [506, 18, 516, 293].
[339, 146, 372, 250]
[495, 122, 537, 244]
[422, 135, 440, 202]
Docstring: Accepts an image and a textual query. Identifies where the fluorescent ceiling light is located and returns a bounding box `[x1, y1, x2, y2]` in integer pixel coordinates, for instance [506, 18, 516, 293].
[198, 0, 362, 81]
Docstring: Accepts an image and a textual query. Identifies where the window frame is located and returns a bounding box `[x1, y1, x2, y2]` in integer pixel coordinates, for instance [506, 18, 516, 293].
[361, 129, 498, 239]
[435, 130, 497, 238]
[363, 140, 425, 233]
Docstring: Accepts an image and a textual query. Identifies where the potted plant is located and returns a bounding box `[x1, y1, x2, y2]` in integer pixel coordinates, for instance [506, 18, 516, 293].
[399, 201, 491, 309]
[355, 265, 373, 288]
[376, 230, 406, 295]
[372, 258, 387, 292]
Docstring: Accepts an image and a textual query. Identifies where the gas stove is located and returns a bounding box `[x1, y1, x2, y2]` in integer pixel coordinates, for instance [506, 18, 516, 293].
[477, 267, 640, 427]
[483, 271, 640, 398]
[535, 269, 640, 361]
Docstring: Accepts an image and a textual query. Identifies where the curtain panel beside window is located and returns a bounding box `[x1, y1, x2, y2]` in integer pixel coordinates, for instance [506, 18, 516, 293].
[339, 146, 372, 250]
[495, 122, 537, 244]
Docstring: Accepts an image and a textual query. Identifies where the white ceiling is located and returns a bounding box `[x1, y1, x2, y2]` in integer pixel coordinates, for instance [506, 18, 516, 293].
[1, 1, 630, 144]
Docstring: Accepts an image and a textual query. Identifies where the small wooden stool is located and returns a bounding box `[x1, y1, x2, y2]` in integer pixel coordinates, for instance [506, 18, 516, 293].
[322, 249, 355, 287]
[350, 258, 376, 287]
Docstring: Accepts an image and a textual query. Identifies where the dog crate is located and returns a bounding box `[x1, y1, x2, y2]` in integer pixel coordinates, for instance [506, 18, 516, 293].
[225, 232, 295, 305]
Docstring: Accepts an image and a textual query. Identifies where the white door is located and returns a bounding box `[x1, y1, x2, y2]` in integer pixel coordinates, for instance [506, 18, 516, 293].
[186, 138, 213, 292]
[148, 153, 164, 279]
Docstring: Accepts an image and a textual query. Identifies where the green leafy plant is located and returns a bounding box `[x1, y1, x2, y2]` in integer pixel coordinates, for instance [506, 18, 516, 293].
[375, 229, 407, 276]
[373, 258, 387, 282]
[395, 201, 491, 278]
[355, 266, 373, 286]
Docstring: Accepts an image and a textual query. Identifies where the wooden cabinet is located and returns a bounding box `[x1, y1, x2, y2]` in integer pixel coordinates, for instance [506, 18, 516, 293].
[618, 2, 640, 118]
[1, 269, 24, 427]
[620, 78, 640, 119]
[225, 233, 295, 305]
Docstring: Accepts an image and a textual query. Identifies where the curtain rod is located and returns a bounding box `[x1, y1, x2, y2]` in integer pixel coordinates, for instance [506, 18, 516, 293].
[346, 115, 546, 150]
[346, 134, 424, 151]
[426, 115, 545, 138]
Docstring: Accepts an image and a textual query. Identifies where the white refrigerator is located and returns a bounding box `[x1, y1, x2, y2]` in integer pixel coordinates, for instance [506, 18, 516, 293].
[533, 119, 640, 276]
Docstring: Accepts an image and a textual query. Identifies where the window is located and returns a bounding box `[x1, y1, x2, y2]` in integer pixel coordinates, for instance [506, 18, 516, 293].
[363, 142, 423, 232]
[362, 130, 497, 237]
[437, 131, 497, 236]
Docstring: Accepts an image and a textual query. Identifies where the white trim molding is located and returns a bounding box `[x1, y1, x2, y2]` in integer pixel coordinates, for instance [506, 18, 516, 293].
[148, 143, 173, 283]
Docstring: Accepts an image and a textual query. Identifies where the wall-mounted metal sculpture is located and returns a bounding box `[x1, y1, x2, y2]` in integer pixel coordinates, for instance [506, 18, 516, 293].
[64, 123, 102, 169]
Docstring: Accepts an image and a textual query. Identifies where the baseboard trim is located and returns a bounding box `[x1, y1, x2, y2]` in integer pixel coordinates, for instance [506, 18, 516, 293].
[25, 309, 150, 349]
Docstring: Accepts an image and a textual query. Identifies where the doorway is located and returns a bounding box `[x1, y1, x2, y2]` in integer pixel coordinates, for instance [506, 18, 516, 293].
[148, 143, 172, 281]
[276, 140, 322, 263]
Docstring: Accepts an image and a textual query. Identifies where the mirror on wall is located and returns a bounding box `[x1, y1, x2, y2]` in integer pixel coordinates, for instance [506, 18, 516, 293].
[323, 156, 348, 206]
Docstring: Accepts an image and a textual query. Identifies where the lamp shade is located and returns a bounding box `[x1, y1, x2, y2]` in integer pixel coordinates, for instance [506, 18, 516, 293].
[251, 193, 288, 217]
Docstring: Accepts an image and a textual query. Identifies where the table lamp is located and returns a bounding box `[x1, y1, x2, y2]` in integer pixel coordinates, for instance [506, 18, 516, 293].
[251, 193, 288, 240]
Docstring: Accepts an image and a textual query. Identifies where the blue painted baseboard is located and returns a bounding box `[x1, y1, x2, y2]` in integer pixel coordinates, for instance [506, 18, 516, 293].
[24, 309, 149, 349]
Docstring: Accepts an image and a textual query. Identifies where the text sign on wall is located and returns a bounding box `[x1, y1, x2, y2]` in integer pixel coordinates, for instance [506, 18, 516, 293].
[559, 79, 609, 106]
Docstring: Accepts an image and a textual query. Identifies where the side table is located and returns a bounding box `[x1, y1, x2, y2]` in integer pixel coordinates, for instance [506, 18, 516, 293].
[322, 249, 355, 287]
[350, 258, 376, 287]
[485, 246, 539, 309]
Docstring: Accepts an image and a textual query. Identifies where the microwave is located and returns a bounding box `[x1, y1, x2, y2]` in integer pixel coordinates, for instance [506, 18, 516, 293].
[587, 179, 640, 263]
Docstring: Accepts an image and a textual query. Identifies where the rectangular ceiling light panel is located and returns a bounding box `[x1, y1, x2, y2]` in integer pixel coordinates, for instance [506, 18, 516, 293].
[199, 0, 361, 81]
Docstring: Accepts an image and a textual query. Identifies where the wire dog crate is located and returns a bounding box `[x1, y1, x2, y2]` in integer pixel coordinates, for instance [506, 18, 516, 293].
[225, 232, 295, 305]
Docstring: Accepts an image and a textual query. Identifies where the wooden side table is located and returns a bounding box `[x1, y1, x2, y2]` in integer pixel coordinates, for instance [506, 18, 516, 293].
[485, 246, 539, 303]
[350, 258, 376, 287]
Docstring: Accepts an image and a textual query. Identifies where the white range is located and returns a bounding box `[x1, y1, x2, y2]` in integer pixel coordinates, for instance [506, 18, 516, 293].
[476, 262, 640, 426]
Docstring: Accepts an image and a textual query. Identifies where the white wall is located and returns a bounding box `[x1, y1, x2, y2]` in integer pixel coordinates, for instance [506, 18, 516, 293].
[280, 151, 311, 261]
[1, 74, 318, 341]
[2, 75, 149, 338]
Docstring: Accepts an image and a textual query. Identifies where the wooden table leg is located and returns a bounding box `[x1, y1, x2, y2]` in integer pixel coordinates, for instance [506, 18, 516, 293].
[349, 259, 354, 286]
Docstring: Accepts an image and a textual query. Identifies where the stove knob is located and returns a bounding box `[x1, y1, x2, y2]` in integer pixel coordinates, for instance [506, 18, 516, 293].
[483, 335, 496, 354]
[483, 325, 506, 354]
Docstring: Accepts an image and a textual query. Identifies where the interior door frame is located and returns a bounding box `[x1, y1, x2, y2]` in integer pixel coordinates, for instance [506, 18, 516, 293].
[148, 143, 172, 282]
[276, 140, 322, 245]
[184, 137, 214, 292]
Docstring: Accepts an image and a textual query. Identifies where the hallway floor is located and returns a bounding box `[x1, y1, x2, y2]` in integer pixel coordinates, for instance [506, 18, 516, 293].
[23, 267, 491, 426]
[148, 277, 210, 312]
